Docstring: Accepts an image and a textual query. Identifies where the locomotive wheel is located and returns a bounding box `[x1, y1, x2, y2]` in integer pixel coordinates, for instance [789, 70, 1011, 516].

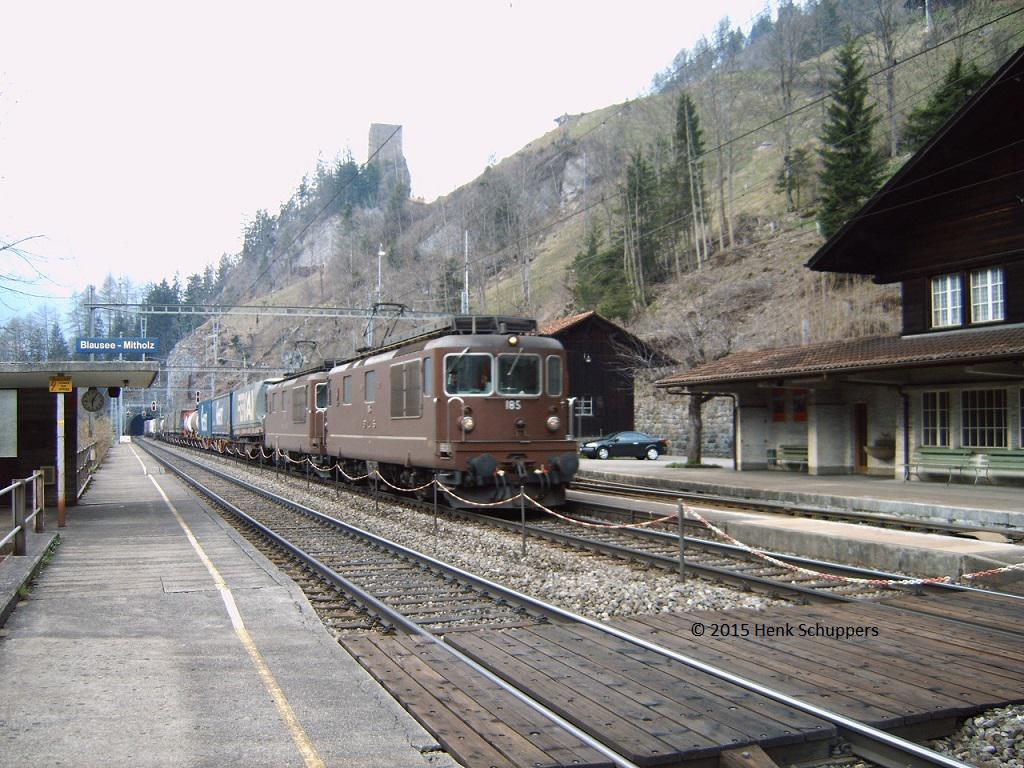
[597, 447, 610, 460]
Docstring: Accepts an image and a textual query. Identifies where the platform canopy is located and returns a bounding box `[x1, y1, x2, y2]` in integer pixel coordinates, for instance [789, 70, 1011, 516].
[0, 361, 160, 390]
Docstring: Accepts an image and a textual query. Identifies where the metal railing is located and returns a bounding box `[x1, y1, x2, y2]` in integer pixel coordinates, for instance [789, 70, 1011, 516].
[0, 471, 45, 558]
[77, 442, 99, 498]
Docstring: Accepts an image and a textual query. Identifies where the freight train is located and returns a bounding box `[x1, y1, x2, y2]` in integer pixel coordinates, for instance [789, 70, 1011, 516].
[172, 316, 580, 508]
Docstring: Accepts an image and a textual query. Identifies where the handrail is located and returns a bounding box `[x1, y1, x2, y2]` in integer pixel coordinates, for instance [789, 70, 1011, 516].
[77, 441, 99, 497]
[1, 470, 46, 556]
[445, 396, 466, 447]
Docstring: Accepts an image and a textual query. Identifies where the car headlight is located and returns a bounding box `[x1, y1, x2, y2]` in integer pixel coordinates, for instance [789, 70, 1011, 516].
[584, 441, 597, 448]
[460, 415, 475, 432]
[546, 416, 561, 432]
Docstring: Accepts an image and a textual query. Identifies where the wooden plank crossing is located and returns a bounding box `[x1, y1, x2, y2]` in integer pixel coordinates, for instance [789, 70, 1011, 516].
[342, 635, 614, 768]
[880, 589, 1024, 636]
[339, 601, 1023, 768]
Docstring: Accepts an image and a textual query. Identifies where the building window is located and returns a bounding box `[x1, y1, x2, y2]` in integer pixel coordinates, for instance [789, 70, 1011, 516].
[921, 391, 950, 447]
[792, 390, 808, 422]
[961, 389, 1006, 448]
[770, 389, 786, 422]
[931, 274, 962, 328]
[969, 268, 1004, 324]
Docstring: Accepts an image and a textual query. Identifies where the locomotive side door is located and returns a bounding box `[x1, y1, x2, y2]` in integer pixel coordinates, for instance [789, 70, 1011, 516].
[312, 381, 328, 453]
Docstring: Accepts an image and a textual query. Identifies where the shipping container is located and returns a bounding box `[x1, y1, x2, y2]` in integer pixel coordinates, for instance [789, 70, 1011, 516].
[231, 378, 279, 440]
[211, 393, 232, 438]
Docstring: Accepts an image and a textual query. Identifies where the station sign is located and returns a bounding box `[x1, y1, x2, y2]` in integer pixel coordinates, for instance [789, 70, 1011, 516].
[49, 376, 73, 393]
[76, 337, 160, 354]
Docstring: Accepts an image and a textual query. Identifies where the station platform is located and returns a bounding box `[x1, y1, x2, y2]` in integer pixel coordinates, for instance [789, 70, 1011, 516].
[573, 456, 1024, 582]
[0, 443, 457, 768]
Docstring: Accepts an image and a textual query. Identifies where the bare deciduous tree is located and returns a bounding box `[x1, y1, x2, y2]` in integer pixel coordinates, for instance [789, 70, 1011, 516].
[865, 0, 911, 158]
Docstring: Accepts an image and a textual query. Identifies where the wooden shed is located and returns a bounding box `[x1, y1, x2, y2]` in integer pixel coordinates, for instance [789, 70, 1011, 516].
[540, 311, 671, 438]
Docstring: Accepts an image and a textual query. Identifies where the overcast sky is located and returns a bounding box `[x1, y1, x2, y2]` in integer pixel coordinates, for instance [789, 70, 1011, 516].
[1, 0, 768, 321]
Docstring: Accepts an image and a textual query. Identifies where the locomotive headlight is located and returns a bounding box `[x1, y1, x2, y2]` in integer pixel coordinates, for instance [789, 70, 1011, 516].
[460, 415, 476, 432]
[508, 335, 519, 346]
[546, 415, 561, 432]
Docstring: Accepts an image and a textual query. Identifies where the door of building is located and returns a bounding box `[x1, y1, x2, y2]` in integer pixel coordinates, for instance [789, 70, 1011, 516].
[853, 403, 868, 473]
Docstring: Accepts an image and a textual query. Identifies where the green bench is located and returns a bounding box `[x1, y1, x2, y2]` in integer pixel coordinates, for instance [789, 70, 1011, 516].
[908, 447, 979, 484]
[975, 451, 1024, 484]
[776, 444, 808, 472]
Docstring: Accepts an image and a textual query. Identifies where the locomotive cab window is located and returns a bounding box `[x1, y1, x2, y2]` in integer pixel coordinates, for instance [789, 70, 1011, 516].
[315, 382, 328, 410]
[497, 353, 541, 396]
[444, 353, 493, 395]
[342, 375, 352, 404]
[546, 356, 563, 396]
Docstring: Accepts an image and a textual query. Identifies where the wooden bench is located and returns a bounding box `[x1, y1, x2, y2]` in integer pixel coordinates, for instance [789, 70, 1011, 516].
[907, 447, 976, 484]
[776, 444, 808, 472]
[975, 450, 1024, 484]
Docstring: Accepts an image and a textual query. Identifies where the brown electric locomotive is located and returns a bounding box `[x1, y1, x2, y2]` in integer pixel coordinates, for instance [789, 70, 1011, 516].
[264, 316, 579, 508]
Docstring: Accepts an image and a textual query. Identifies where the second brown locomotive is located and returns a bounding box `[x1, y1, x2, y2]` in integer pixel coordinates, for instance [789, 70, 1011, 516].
[263, 316, 579, 507]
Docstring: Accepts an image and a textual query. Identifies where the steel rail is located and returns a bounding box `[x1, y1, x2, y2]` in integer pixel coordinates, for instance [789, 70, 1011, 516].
[474, 512, 861, 602]
[146, 441, 974, 768]
[155, 436, 1024, 615]
[141, 441, 642, 768]
[568, 494, 1024, 603]
[571, 477, 1024, 540]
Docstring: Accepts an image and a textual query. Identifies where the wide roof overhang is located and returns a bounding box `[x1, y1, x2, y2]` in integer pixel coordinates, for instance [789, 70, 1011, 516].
[0, 361, 160, 390]
[655, 327, 1024, 394]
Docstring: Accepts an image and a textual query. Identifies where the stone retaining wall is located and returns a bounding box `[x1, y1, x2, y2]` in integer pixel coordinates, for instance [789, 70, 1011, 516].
[634, 378, 733, 459]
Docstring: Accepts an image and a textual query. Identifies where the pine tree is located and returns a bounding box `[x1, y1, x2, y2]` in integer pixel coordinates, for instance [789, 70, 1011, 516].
[47, 322, 70, 360]
[817, 37, 887, 239]
[902, 56, 989, 153]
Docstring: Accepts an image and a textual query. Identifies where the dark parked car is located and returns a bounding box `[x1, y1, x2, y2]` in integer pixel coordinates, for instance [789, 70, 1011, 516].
[580, 431, 669, 460]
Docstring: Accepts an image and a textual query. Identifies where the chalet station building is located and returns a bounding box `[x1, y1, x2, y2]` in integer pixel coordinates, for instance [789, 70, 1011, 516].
[656, 46, 1024, 483]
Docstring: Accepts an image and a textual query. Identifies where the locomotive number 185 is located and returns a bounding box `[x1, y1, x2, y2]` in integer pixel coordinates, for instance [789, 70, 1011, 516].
[504, 400, 522, 410]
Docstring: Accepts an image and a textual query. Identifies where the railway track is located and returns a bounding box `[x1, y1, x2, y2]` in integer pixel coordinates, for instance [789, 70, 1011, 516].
[151, 438, 1024, 629]
[570, 476, 1024, 543]
[139, 440, 1003, 768]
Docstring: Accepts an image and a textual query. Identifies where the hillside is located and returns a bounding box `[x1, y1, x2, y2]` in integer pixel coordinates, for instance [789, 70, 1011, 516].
[165, 2, 1022, 418]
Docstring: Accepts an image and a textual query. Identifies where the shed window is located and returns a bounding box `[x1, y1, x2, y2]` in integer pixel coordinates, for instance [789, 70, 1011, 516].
[970, 268, 1004, 324]
[546, 355, 563, 396]
[364, 370, 376, 403]
[921, 391, 950, 447]
[931, 274, 962, 328]
[770, 389, 786, 422]
[961, 389, 1006, 448]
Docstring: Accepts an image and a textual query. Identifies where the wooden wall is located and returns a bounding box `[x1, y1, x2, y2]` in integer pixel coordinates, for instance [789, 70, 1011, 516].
[557, 319, 635, 437]
[0, 388, 79, 508]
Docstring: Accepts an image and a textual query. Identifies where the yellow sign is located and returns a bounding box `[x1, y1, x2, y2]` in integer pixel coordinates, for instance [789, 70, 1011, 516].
[49, 376, 73, 394]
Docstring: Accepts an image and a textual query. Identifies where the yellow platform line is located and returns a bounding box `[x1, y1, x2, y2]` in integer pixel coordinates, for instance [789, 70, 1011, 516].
[130, 445, 326, 768]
